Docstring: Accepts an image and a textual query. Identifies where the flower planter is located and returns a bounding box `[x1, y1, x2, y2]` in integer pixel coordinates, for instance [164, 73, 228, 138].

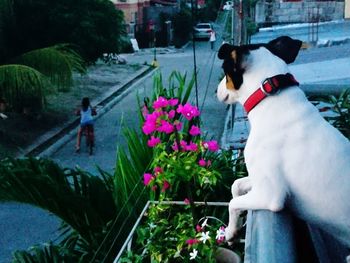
[114, 201, 243, 263]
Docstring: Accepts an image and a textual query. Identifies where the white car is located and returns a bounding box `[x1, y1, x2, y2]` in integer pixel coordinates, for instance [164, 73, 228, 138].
[193, 23, 213, 39]
[223, 1, 233, 10]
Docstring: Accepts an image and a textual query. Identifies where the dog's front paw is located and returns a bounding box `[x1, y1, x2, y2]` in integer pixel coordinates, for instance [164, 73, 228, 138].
[225, 225, 238, 245]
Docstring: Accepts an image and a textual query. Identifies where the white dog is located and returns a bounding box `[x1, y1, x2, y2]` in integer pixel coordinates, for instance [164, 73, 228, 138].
[216, 36, 350, 250]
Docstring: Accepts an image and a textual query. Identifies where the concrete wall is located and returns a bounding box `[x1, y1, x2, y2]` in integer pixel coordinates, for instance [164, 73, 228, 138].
[114, 0, 150, 25]
[255, 0, 345, 25]
[345, 0, 350, 18]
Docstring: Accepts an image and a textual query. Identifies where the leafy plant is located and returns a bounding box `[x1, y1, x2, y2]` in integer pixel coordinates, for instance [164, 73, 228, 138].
[0, 157, 117, 262]
[120, 71, 241, 262]
[172, 9, 192, 48]
[309, 89, 350, 139]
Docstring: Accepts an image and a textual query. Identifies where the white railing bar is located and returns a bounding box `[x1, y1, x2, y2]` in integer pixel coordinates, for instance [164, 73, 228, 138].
[113, 200, 151, 263]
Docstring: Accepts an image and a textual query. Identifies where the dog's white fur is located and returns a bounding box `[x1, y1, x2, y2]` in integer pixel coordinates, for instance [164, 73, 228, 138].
[217, 46, 350, 247]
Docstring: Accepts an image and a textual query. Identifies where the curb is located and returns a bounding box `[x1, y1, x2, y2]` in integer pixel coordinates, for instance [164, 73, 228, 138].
[19, 65, 157, 158]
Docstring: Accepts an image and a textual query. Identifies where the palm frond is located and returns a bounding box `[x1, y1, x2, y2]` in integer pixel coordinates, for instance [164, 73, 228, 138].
[12, 243, 70, 263]
[0, 157, 116, 247]
[0, 64, 47, 112]
[12, 44, 86, 91]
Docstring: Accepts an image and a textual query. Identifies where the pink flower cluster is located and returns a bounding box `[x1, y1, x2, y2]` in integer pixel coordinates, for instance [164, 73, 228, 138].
[143, 167, 170, 192]
[202, 141, 219, 152]
[142, 97, 204, 149]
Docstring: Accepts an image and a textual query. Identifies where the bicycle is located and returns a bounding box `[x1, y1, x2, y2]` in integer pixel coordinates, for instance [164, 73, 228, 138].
[76, 124, 94, 155]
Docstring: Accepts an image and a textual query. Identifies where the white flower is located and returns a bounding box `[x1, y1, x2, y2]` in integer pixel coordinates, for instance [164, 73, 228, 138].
[199, 231, 211, 244]
[201, 218, 208, 228]
[216, 227, 225, 240]
[190, 249, 198, 260]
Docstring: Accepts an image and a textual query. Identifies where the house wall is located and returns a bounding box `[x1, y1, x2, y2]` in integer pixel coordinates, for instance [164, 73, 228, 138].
[255, 0, 345, 25]
[112, 0, 150, 25]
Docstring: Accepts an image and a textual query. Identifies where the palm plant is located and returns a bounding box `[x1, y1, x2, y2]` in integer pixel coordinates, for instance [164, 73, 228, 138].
[0, 0, 86, 113]
[0, 157, 117, 261]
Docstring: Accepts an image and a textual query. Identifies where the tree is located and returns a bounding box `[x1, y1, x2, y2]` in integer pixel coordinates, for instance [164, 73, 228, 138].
[11, 0, 127, 62]
[172, 9, 193, 48]
[0, 0, 86, 113]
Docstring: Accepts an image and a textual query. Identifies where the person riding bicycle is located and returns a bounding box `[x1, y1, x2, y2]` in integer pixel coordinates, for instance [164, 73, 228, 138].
[75, 97, 97, 153]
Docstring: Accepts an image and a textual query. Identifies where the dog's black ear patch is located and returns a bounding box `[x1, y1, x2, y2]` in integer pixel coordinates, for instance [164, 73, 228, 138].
[218, 43, 235, 60]
[266, 36, 302, 64]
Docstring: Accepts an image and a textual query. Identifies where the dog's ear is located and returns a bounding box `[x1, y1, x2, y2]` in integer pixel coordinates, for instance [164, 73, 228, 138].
[218, 43, 236, 60]
[266, 36, 302, 64]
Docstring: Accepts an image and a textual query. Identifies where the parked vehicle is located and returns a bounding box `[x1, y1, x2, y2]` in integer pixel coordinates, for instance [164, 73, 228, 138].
[193, 23, 213, 39]
[223, 1, 233, 10]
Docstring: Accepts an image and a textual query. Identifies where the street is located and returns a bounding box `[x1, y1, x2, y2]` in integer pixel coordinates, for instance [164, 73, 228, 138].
[2, 19, 350, 261]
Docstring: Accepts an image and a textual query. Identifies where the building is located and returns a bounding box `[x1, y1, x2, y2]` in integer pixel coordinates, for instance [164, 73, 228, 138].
[111, 0, 150, 26]
[255, 0, 345, 25]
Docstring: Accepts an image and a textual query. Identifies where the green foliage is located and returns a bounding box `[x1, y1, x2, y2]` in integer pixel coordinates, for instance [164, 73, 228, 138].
[13, 44, 86, 92]
[172, 9, 192, 48]
[119, 71, 239, 262]
[12, 243, 73, 263]
[0, 44, 86, 112]
[10, 0, 126, 62]
[0, 0, 14, 63]
[310, 89, 350, 139]
[0, 64, 47, 112]
[0, 157, 117, 261]
[121, 204, 230, 262]
[113, 128, 152, 214]
[197, 0, 221, 22]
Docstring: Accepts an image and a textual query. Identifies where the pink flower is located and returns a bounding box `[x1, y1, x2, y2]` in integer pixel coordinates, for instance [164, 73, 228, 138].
[147, 136, 161, 147]
[161, 180, 170, 192]
[176, 103, 200, 121]
[174, 120, 182, 131]
[153, 96, 168, 109]
[186, 141, 198, 152]
[184, 198, 190, 205]
[143, 173, 153, 185]
[196, 225, 202, 232]
[142, 111, 163, 135]
[168, 109, 176, 119]
[198, 159, 206, 167]
[151, 185, 157, 191]
[154, 166, 163, 175]
[203, 140, 219, 152]
[186, 239, 199, 245]
[189, 125, 201, 136]
[168, 98, 179, 106]
[157, 120, 174, 134]
[142, 123, 156, 135]
[206, 160, 212, 167]
[145, 110, 162, 122]
[172, 141, 179, 151]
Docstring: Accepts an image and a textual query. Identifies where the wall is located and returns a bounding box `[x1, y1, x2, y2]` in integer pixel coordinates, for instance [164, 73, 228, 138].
[255, 0, 345, 25]
[345, 0, 350, 18]
[113, 0, 150, 25]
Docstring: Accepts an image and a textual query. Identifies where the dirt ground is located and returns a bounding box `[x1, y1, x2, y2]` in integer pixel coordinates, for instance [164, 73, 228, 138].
[0, 61, 143, 159]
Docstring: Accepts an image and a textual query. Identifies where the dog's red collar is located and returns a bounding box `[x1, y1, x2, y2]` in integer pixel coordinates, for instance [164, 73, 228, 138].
[243, 73, 299, 114]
